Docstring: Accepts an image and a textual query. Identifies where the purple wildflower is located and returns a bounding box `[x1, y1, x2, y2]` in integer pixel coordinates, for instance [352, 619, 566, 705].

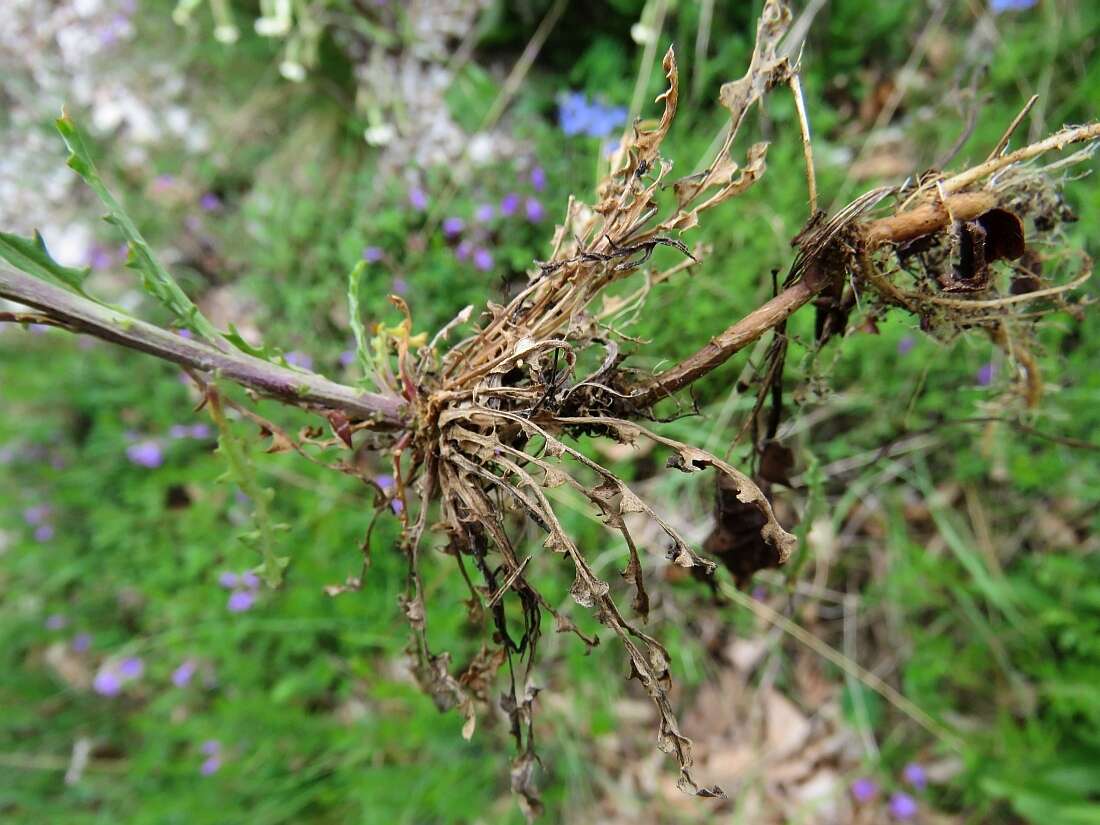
[391, 498, 404, 514]
[199, 193, 222, 212]
[889, 792, 918, 820]
[442, 217, 465, 237]
[87, 244, 114, 271]
[227, 590, 256, 613]
[408, 186, 428, 211]
[201, 739, 221, 756]
[977, 362, 996, 386]
[188, 424, 212, 439]
[902, 762, 927, 790]
[851, 777, 878, 803]
[524, 197, 545, 223]
[118, 657, 144, 680]
[455, 241, 473, 262]
[474, 203, 495, 223]
[201, 755, 222, 775]
[557, 91, 589, 136]
[169, 424, 190, 439]
[126, 441, 164, 469]
[375, 474, 395, 492]
[177, 328, 194, 339]
[391, 277, 409, 295]
[45, 614, 67, 630]
[285, 351, 314, 370]
[751, 585, 768, 602]
[897, 336, 915, 355]
[93, 668, 123, 697]
[530, 166, 546, 192]
[473, 248, 493, 272]
[362, 246, 384, 263]
[991, 0, 1037, 12]
[35, 525, 56, 542]
[339, 349, 356, 367]
[218, 571, 240, 589]
[557, 91, 627, 138]
[151, 174, 175, 193]
[239, 571, 260, 590]
[172, 659, 198, 688]
[499, 193, 520, 217]
[72, 633, 92, 653]
[24, 505, 50, 525]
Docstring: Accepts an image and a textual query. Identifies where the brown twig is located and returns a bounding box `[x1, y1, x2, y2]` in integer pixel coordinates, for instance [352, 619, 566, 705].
[631, 192, 998, 405]
[0, 265, 407, 427]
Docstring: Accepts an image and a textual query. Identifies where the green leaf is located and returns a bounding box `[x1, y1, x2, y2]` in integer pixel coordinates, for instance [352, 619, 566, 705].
[0, 230, 95, 298]
[347, 260, 378, 384]
[54, 111, 224, 345]
[225, 323, 276, 360]
[207, 387, 288, 588]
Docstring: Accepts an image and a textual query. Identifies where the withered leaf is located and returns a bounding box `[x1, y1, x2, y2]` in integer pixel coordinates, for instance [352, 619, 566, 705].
[978, 208, 1026, 263]
[759, 440, 795, 486]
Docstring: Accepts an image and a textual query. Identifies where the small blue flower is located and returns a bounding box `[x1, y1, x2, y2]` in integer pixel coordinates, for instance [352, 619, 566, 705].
[556, 91, 627, 138]
[285, 351, 314, 371]
[473, 248, 493, 272]
[500, 193, 520, 217]
[227, 590, 256, 613]
[977, 362, 995, 386]
[172, 659, 198, 687]
[851, 777, 877, 803]
[126, 441, 164, 469]
[525, 197, 545, 223]
[408, 186, 428, 211]
[889, 792, 918, 820]
[902, 762, 927, 790]
[991, 0, 1037, 13]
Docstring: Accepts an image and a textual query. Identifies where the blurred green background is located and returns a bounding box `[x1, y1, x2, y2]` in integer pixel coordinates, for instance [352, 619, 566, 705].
[2, 0, 1099, 822]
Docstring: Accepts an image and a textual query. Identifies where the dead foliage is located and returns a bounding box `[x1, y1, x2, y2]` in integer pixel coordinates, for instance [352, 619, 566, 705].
[3, 0, 1098, 816]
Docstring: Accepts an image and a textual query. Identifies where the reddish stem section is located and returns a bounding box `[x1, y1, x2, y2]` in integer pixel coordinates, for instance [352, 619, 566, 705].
[0, 266, 407, 427]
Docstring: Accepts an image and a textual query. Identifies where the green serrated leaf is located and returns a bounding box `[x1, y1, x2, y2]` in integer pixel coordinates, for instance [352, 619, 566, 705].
[346, 260, 378, 385]
[0, 230, 96, 299]
[225, 323, 275, 359]
[207, 386, 288, 588]
[54, 111, 224, 345]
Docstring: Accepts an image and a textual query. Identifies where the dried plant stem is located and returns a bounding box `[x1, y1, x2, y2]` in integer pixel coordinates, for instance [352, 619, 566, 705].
[864, 191, 995, 246]
[986, 94, 1040, 161]
[0, 265, 407, 427]
[941, 121, 1100, 194]
[633, 192, 998, 405]
[789, 73, 818, 214]
[631, 278, 817, 405]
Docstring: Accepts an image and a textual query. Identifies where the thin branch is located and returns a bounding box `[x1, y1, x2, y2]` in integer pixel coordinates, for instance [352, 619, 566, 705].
[942, 121, 1100, 194]
[986, 94, 1039, 161]
[789, 72, 818, 214]
[0, 265, 407, 427]
[630, 277, 817, 406]
[631, 192, 996, 405]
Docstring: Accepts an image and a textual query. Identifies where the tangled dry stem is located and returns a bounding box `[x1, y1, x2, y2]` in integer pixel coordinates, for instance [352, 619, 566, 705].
[2, 0, 1098, 813]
